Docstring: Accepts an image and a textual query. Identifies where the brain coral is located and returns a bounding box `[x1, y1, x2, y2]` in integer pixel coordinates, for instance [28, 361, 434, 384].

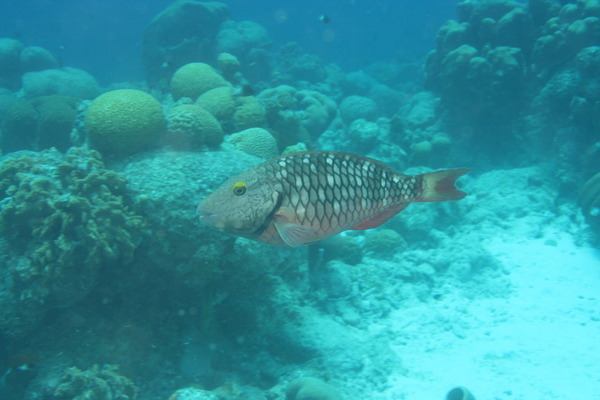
[166, 104, 223, 149]
[85, 89, 165, 155]
[226, 127, 278, 159]
[171, 62, 229, 101]
[0, 147, 145, 335]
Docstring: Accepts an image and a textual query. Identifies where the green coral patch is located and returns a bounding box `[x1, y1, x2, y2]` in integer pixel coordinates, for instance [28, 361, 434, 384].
[0, 147, 146, 335]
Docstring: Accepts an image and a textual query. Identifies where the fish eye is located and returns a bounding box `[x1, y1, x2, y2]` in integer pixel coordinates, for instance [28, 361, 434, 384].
[232, 181, 247, 196]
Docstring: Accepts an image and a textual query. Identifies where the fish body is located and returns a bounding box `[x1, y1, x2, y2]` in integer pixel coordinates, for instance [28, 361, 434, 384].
[197, 152, 468, 247]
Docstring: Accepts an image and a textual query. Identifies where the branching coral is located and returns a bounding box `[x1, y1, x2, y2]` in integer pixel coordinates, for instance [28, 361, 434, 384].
[166, 104, 223, 149]
[0, 147, 145, 335]
[49, 364, 137, 400]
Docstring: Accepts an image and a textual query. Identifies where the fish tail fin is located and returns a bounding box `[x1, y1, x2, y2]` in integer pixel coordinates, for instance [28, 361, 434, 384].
[418, 168, 470, 202]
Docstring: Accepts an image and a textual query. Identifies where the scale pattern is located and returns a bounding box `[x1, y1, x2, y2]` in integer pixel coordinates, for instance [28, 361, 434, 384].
[258, 152, 423, 233]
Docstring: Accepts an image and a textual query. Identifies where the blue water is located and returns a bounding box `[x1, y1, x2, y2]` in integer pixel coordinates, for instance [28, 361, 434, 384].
[0, 0, 458, 84]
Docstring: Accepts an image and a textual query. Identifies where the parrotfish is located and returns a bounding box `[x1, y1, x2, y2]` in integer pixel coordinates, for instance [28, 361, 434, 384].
[197, 152, 469, 247]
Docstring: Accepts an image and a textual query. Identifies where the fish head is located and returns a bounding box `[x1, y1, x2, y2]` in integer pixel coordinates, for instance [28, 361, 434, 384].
[197, 169, 280, 237]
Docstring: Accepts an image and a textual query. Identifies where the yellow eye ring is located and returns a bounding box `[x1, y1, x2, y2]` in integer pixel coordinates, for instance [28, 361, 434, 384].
[232, 181, 247, 196]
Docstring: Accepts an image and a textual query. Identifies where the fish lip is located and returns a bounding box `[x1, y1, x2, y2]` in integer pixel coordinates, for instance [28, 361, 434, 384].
[197, 207, 218, 225]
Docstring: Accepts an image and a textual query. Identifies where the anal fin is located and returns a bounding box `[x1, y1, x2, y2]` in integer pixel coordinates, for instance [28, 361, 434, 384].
[351, 203, 409, 230]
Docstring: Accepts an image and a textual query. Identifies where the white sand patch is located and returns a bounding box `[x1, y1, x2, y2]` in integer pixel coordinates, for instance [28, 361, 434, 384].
[383, 232, 600, 400]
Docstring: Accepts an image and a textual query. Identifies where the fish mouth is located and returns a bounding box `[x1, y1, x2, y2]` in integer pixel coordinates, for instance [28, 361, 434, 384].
[197, 206, 219, 226]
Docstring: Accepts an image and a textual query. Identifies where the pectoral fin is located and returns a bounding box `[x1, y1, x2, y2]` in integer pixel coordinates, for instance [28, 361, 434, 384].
[273, 211, 318, 247]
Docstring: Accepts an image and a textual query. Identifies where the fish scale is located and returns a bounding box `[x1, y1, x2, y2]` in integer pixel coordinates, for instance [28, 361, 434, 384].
[271, 152, 416, 230]
[197, 151, 469, 247]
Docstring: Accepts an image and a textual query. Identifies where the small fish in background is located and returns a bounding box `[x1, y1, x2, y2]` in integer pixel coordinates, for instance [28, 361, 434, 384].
[198, 152, 469, 247]
[0, 353, 40, 400]
[318, 14, 331, 24]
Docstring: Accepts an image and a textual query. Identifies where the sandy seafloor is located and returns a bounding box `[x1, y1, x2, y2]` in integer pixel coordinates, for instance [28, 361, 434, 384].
[385, 235, 600, 400]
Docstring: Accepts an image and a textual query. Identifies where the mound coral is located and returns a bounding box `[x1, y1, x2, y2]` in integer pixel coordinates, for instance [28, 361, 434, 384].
[0, 38, 24, 89]
[142, 0, 230, 85]
[21, 67, 99, 99]
[216, 20, 272, 61]
[364, 229, 406, 256]
[1, 98, 38, 152]
[166, 104, 223, 149]
[0, 147, 145, 335]
[339, 95, 378, 125]
[258, 85, 336, 147]
[226, 127, 278, 159]
[20, 45, 59, 72]
[217, 52, 241, 79]
[85, 89, 165, 155]
[232, 95, 266, 131]
[196, 86, 237, 121]
[171, 62, 229, 101]
[1, 95, 79, 153]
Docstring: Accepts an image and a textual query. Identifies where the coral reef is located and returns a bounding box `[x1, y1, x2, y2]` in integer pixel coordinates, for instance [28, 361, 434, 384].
[20, 46, 59, 73]
[43, 364, 137, 400]
[196, 86, 237, 121]
[21, 67, 99, 99]
[225, 127, 279, 159]
[258, 85, 336, 148]
[216, 52, 241, 80]
[273, 42, 327, 84]
[347, 119, 385, 152]
[232, 95, 266, 131]
[85, 89, 165, 155]
[422, 0, 600, 168]
[142, 0, 230, 86]
[216, 20, 272, 81]
[364, 229, 406, 256]
[1, 95, 79, 153]
[339, 95, 378, 125]
[31, 95, 79, 152]
[166, 104, 223, 149]
[170, 62, 229, 102]
[0, 147, 145, 335]
[168, 387, 218, 400]
[286, 377, 342, 400]
[217, 20, 272, 57]
[1, 98, 38, 152]
[579, 171, 600, 231]
[0, 38, 24, 90]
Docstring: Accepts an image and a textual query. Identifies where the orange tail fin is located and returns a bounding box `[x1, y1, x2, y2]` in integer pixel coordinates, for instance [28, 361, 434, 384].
[418, 168, 470, 202]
